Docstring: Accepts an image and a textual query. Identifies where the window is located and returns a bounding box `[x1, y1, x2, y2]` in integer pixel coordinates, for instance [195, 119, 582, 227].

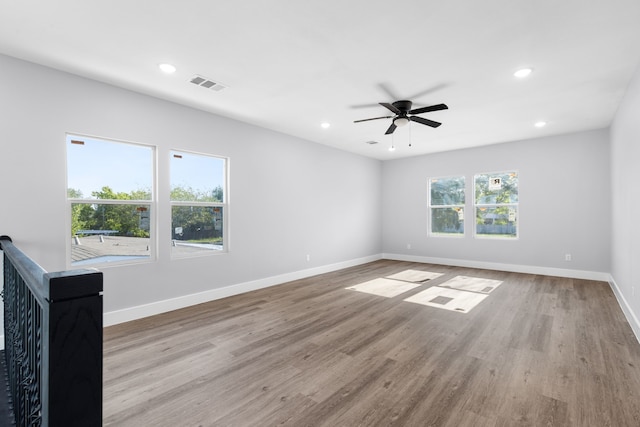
[170, 150, 227, 257]
[67, 134, 155, 266]
[429, 176, 465, 236]
[474, 171, 518, 238]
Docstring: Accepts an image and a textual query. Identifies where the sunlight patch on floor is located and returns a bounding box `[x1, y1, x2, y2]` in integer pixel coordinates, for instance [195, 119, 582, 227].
[438, 275, 503, 293]
[345, 278, 423, 298]
[403, 286, 489, 313]
[385, 269, 443, 283]
[345, 270, 503, 314]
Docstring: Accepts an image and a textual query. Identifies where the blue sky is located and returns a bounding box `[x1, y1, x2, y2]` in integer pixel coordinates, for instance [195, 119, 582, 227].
[67, 135, 224, 199]
[170, 150, 225, 195]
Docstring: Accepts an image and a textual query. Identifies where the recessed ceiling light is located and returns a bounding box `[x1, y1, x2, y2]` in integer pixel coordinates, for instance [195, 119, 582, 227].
[534, 121, 547, 128]
[321, 122, 330, 129]
[514, 68, 533, 78]
[159, 63, 177, 74]
[388, 146, 396, 152]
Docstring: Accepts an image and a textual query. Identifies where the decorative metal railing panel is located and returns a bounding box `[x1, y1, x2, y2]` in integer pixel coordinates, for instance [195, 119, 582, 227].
[1, 236, 103, 427]
[3, 262, 42, 425]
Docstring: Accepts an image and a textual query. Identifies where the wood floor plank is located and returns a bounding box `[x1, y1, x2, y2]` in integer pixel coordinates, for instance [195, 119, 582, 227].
[103, 260, 640, 426]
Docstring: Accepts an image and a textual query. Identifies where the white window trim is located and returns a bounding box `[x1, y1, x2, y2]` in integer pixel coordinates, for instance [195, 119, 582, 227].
[428, 175, 466, 238]
[473, 170, 519, 240]
[65, 133, 157, 268]
[169, 149, 229, 259]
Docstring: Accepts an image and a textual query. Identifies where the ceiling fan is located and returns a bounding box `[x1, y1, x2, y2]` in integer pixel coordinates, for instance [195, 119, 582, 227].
[354, 100, 448, 135]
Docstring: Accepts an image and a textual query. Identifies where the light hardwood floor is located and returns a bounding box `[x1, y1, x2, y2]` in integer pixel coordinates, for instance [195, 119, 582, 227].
[103, 260, 640, 426]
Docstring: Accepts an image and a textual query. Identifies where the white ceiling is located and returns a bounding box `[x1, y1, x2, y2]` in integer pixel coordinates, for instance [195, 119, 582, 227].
[1, 0, 639, 160]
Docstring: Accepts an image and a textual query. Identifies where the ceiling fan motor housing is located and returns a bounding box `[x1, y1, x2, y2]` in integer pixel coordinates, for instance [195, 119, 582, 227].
[393, 100, 413, 112]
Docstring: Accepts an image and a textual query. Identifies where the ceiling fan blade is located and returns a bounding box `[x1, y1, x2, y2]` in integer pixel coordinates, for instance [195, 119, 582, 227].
[409, 103, 448, 115]
[410, 115, 442, 128]
[385, 123, 397, 135]
[380, 102, 401, 115]
[354, 115, 394, 123]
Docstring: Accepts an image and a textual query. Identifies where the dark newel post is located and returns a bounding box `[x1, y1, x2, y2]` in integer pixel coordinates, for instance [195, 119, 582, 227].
[42, 270, 103, 426]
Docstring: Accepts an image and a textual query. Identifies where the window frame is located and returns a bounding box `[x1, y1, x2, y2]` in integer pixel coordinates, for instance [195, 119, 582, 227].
[169, 149, 229, 259]
[428, 175, 466, 238]
[473, 170, 519, 240]
[66, 133, 157, 267]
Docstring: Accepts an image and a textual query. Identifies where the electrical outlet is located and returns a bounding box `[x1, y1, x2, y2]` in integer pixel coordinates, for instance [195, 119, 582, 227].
[407, 243, 411, 250]
[565, 253, 572, 261]
[306, 254, 310, 262]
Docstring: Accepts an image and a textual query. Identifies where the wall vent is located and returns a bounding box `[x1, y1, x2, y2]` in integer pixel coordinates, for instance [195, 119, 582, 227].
[190, 75, 226, 92]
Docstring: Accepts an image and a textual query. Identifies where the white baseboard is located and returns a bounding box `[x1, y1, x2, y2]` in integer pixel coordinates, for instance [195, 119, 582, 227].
[104, 254, 382, 327]
[105, 253, 612, 327]
[608, 275, 640, 344]
[382, 253, 610, 282]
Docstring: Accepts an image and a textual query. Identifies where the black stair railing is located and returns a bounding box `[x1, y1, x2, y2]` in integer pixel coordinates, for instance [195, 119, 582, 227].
[1, 235, 103, 426]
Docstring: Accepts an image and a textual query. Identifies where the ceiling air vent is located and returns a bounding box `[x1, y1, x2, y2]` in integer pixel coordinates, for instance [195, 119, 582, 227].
[365, 140, 379, 145]
[190, 75, 226, 92]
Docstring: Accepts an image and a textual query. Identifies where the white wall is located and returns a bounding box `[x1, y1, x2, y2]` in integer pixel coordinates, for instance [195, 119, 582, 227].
[0, 54, 382, 320]
[610, 63, 640, 338]
[382, 129, 611, 278]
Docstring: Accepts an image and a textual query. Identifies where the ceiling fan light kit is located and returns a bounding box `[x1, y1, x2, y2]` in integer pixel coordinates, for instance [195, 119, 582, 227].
[394, 117, 410, 127]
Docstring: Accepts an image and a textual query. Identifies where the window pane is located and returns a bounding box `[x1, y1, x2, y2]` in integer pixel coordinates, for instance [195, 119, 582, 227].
[475, 172, 518, 205]
[171, 206, 223, 255]
[476, 207, 517, 238]
[67, 135, 152, 200]
[71, 203, 151, 265]
[431, 207, 464, 235]
[170, 151, 225, 202]
[430, 176, 465, 206]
